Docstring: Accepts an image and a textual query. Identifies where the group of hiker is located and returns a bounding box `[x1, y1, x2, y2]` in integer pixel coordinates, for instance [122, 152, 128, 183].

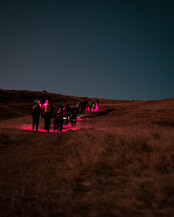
[76, 100, 100, 113]
[31, 99, 99, 132]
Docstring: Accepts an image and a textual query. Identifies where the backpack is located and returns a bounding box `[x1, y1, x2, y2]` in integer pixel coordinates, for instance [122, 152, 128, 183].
[55, 108, 63, 120]
[32, 104, 40, 113]
[45, 104, 51, 113]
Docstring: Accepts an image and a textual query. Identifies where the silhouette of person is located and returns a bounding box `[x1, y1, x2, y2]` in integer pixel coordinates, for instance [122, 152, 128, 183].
[41, 99, 54, 132]
[95, 100, 99, 111]
[54, 104, 64, 132]
[31, 99, 41, 132]
[70, 107, 78, 127]
[65, 104, 70, 123]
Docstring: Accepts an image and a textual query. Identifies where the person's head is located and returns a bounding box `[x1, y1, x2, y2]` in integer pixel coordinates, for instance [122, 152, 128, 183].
[45, 99, 49, 104]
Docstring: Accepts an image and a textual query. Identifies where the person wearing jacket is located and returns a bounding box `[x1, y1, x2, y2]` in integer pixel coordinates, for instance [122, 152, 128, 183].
[53, 104, 64, 132]
[31, 99, 41, 132]
[70, 107, 78, 127]
[65, 104, 70, 123]
[41, 99, 54, 132]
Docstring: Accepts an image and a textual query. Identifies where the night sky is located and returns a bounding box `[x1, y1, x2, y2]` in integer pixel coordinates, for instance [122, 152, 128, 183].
[0, 0, 174, 100]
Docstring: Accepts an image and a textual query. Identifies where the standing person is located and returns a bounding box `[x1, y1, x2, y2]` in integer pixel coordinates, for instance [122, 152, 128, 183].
[41, 99, 54, 132]
[86, 100, 92, 111]
[91, 102, 96, 112]
[70, 107, 78, 127]
[31, 99, 41, 132]
[54, 104, 64, 132]
[65, 104, 70, 123]
[94, 100, 99, 111]
[76, 102, 80, 114]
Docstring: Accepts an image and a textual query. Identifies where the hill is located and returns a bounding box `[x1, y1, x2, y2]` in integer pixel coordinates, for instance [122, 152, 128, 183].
[0, 89, 121, 120]
[0, 89, 174, 217]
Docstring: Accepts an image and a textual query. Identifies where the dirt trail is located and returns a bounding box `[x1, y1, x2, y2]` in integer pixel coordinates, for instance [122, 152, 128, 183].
[0, 109, 115, 133]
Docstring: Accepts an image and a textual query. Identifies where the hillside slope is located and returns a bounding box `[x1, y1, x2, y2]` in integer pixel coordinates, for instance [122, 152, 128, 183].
[0, 89, 174, 217]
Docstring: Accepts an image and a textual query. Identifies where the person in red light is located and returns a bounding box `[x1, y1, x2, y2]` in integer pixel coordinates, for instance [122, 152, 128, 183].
[53, 104, 64, 132]
[91, 100, 99, 112]
[86, 100, 92, 111]
[41, 99, 54, 132]
[38, 100, 42, 108]
[65, 104, 70, 123]
[70, 107, 78, 127]
[31, 99, 41, 132]
[95, 100, 99, 111]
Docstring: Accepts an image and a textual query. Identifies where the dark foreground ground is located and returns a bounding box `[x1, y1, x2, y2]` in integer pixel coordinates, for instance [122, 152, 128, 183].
[0, 89, 174, 217]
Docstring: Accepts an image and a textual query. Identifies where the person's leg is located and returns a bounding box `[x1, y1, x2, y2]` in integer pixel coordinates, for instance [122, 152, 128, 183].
[57, 120, 60, 132]
[32, 116, 35, 131]
[56, 120, 58, 132]
[44, 118, 47, 131]
[47, 118, 51, 132]
[60, 121, 63, 132]
[54, 119, 56, 132]
[36, 116, 39, 132]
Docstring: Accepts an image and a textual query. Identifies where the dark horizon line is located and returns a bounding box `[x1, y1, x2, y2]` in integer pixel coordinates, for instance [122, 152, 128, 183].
[0, 88, 173, 102]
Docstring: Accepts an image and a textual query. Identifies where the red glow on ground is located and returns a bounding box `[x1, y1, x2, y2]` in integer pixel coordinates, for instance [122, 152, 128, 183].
[18, 123, 80, 133]
[4, 116, 83, 133]
[0, 110, 108, 133]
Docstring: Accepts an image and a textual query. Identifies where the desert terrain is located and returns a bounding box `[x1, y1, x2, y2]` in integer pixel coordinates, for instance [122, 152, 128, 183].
[0, 89, 174, 217]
